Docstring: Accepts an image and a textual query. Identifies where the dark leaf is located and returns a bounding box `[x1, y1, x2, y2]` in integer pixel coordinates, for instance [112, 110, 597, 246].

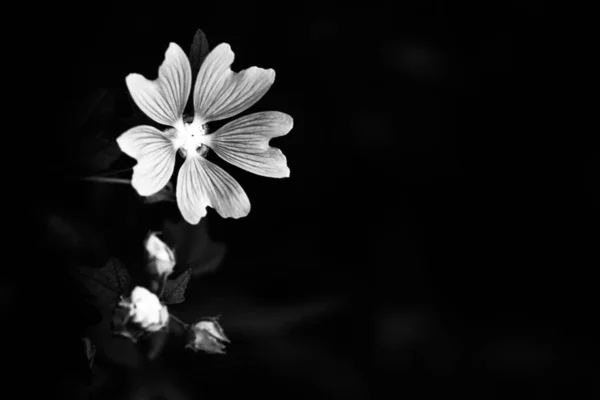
[74, 89, 114, 131]
[144, 182, 176, 204]
[62, 336, 94, 385]
[124, 90, 149, 122]
[162, 268, 192, 305]
[144, 329, 169, 360]
[122, 82, 156, 126]
[78, 257, 131, 311]
[78, 133, 122, 172]
[44, 210, 111, 268]
[189, 29, 210, 80]
[74, 289, 103, 330]
[191, 240, 226, 278]
[163, 217, 226, 278]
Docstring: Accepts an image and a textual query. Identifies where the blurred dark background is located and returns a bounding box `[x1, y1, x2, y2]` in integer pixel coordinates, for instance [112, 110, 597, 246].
[6, 1, 597, 399]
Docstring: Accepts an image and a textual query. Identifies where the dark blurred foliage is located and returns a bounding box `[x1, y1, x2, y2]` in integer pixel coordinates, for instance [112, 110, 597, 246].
[5, 1, 597, 399]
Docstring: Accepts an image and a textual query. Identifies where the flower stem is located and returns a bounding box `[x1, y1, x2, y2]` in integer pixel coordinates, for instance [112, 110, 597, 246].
[157, 273, 169, 299]
[169, 313, 188, 327]
[80, 177, 131, 184]
[88, 167, 133, 177]
[168, 313, 191, 338]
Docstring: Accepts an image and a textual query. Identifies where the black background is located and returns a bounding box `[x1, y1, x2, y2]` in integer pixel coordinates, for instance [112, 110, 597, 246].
[7, 1, 597, 399]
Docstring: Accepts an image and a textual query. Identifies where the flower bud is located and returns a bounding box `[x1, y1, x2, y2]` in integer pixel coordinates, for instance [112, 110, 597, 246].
[145, 232, 176, 277]
[113, 286, 169, 342]
[186, 317, 230, 354]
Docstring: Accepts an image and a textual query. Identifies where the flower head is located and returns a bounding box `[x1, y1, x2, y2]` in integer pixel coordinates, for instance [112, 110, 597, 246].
[113, 286, 169, 341]
[186, 317, 230, 354]
[145, 231, 176, 277]
[117, 42, 293, 224]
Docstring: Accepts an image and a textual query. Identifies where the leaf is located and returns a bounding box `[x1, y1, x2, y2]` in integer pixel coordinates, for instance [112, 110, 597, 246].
[144, 182, 176, 204]
[124, 90, 148, 121]
[78, 133, 122, 172]
[44, 211, 111, 268]
[74, 89, 114, 131]
[191, 240, 226, 278]
[162, 268, 192, 305]
[74, 289, 103, 330]
[78, 257, 131, 311]
[72, 89, 121, 172]
[144, 329, 169, 360]
[189, 29, 210, 80]
[123, 85, 155, 125]
[163, 217, 227, 278]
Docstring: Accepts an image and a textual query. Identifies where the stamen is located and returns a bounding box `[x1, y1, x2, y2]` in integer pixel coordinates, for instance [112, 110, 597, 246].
[198, 144, 209, 157]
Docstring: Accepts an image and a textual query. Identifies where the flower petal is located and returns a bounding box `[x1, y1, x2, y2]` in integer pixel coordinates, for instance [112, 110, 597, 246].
[116, 125, 177, 196]
[203, 111, 292, 178]
[193, 43, 275, 123]
[176, 155, 250, 224]
[126, 43, 191, 127]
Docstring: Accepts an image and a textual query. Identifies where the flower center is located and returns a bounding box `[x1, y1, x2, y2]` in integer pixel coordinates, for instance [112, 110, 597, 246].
[174, 119, 207, 157]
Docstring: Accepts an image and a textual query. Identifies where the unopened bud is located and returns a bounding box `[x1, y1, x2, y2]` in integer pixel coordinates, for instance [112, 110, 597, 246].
[186, 317, 230, 354]
[145, 232, 176, 277]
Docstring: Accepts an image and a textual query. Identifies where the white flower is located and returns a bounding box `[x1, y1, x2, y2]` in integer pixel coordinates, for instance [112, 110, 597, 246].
[118, 286, 169, 333]
[186, 317, 230, 354]
[145, 231, 176, 277]
[117, 42, 293, 224]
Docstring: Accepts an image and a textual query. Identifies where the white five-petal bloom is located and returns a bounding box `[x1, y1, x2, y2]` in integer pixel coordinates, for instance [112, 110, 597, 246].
[117, 42, 293, 224]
